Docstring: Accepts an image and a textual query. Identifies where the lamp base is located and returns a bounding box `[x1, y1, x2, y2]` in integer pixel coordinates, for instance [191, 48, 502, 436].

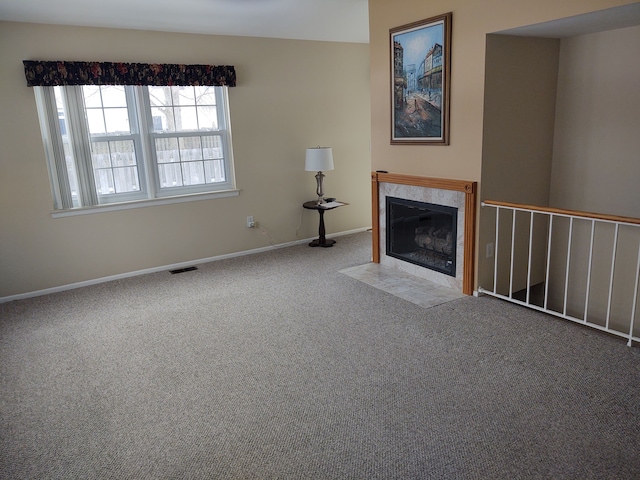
[315, 171, 326, 204]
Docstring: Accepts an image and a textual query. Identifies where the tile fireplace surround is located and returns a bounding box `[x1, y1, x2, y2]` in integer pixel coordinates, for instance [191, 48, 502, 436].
[371, 172, 477, 295]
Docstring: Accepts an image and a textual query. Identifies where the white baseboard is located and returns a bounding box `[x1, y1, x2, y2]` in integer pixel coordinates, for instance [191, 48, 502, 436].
[0, 227, 371, 304]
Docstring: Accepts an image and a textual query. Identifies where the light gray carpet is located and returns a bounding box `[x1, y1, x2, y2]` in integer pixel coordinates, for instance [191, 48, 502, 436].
[1, 232, 639, 479]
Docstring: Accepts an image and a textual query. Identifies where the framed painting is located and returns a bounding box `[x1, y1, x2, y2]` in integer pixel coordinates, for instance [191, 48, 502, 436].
[390, 12, 451, 145]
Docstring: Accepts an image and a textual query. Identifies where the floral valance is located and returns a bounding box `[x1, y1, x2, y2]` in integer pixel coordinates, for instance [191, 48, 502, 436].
[23, 60, 236, 87]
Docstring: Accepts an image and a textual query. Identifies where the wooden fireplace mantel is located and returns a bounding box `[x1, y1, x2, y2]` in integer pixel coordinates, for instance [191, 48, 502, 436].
[371, 172, 477, 295]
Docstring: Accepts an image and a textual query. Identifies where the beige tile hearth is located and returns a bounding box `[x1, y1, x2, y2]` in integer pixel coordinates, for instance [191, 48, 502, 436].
[340, 263, 465, 308]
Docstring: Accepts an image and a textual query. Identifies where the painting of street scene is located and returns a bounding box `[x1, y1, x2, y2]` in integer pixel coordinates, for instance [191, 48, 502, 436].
[390, 13, 451, 144]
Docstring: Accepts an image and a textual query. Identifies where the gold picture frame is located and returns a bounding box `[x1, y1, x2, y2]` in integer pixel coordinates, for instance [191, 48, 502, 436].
[390, 12, 452, 145]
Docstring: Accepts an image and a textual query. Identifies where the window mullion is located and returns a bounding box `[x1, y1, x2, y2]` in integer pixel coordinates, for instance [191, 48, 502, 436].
[137, 86, 159, 198]
[215, 87, 227, 130]
[218, 87, 234, 183]
[34, 87, 74, 209]
[63, 86, 99, 206]
[121, 86, 149, 199]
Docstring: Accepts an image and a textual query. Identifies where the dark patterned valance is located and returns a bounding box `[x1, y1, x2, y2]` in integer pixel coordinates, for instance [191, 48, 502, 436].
[23, 60, 236, 87]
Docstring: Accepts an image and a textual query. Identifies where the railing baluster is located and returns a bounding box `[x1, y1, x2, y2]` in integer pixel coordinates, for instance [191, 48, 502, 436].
[509, 209, 516, 298]
[583, 220, 596, 324]
[628, 241, 640, 347]
[563, 217, 574, 317]
[526, 211, 534, 305]
[544, 214, 554, 311]
[606, 223, 620, 330]
[493, 207, 500, 294]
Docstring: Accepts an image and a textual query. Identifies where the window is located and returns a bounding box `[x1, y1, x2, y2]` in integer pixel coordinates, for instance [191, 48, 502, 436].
[34, 84, 235, 211]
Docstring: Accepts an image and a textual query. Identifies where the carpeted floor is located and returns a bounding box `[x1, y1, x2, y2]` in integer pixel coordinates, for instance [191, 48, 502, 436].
[1, 232, 639, 479]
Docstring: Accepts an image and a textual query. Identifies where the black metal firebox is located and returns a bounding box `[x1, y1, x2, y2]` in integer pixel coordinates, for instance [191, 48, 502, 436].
[386, 196, 458, 277]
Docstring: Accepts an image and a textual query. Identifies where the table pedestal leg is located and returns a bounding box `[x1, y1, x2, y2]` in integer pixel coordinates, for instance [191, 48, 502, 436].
[309, 209, 335, 247]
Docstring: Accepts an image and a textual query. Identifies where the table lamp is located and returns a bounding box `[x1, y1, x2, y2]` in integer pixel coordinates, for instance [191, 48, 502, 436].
[305, 146, 334, 204]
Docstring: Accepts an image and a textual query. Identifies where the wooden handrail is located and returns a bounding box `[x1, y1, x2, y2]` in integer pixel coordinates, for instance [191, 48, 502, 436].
[482, 200, 640, 226]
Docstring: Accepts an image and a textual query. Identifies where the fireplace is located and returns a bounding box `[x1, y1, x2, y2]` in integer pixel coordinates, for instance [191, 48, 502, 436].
[386, 197, 458, 276]
[371, 172, 477, 295]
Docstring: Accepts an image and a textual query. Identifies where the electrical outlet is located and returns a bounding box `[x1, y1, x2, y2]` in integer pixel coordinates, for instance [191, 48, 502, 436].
[247, 216, 255, 228]
[486, 242, 494, 258]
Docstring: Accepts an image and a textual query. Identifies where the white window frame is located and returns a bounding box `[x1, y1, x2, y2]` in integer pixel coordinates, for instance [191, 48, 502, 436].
[34, 85, 237, 214]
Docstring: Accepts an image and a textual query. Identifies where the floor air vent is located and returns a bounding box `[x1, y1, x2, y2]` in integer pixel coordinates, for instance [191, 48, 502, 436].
[169, 266, 198, 274]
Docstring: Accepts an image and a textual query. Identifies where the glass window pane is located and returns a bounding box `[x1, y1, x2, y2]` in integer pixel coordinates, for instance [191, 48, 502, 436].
[202, 136, 222, 158]
[182, 161, 205, 186]
[53, 86, 64, 103]
[148, 86, 172, 107]
[155, 138, 180, 163]
[179, 137, 203, 161]
[195, 87, 216, 106]
[198, 106, 218, 130]
[91, 140, 141, 195]
[175, 87, 195, 105]
[104, 108, 130, 134]
[52, 87, 68, 134]
[204, 159, 226, 183]
[110, 141, 136, 166]
[86, 109, 106, 134]
[158, 163, 183, 188]
[82, 85, 103, 108]
[94, 168, 114, 195]
[63, 142, 80, 207]
[100, 86, 127, 108]
[113, 167, 140, 193]
[151, 107, 175, 132]
[91, 142, 112, 168]
[174, 106, 198, 131]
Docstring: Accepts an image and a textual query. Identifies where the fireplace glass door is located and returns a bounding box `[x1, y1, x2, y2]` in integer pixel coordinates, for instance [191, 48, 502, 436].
[386, 197, 457, 276]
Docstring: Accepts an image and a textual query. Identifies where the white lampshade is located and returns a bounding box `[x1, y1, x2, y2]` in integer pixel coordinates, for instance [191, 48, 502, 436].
[305, 147, 334, 172]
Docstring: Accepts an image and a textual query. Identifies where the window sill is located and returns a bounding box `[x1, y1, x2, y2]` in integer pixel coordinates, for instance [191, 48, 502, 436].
[50, 189, 240, 218]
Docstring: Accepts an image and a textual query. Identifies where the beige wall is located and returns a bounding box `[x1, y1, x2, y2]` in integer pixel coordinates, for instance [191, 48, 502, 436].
[481, 35, 560, 206]
[369, 0, 637, 290]
[479, 35, 560, 292]
[550, 25, 640, 218]
[0, 22, 371, 298]
[546, 25, 640, 325]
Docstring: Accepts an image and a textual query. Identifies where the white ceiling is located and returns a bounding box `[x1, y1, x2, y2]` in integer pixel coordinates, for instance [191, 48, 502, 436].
[2, 1, 638, 45]
[0, 0, 370, 43]
[496, 3, 640, 37]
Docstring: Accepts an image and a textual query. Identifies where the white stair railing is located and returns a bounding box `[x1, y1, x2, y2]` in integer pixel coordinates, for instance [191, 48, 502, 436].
[480, 200, 640, 347]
